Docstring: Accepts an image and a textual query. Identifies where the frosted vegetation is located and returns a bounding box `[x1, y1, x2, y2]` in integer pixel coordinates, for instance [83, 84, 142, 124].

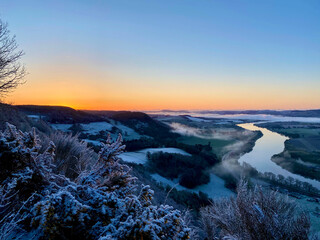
[200, 180, 315, 240]
[0, 123, 318, 239]
[0, 123, 191, 239]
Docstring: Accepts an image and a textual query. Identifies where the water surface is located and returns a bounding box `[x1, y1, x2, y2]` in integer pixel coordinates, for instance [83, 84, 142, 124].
[238, 123, 320, 189]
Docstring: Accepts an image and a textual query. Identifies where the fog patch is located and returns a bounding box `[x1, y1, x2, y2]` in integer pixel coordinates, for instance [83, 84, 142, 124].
[169, 122, 253, 141]
[223, 140, 247, 153]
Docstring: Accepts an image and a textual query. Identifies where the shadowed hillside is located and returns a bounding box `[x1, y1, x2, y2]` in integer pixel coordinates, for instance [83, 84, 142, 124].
[16, 105, 103, 123]
[88, 110, 179, 140]
[0, 103, 33, 131]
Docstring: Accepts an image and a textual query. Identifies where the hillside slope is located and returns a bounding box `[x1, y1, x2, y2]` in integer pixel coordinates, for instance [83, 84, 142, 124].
[16, 105, 103, 123]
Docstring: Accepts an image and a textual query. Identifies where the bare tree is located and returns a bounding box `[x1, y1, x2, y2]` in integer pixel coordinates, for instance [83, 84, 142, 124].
[0, 19, 25, 97]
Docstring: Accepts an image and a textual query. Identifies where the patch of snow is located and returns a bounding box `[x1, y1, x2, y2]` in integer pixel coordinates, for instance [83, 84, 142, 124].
[52, 122, 113, 134]
[115, 122, 141, 140]
[27, 114, 45, 120]
[51, 124, 72, 132]
[118, 152, 147, 164]
[151, 173, 234, 199]
[52, 120, 141, 139]
[119, 148, 191, 165]
[81, 122, 113, 134]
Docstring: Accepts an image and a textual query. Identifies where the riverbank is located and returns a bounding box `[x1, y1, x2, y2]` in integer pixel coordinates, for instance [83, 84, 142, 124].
[257, 122, 320, 182]
[237, 123, 320, 189]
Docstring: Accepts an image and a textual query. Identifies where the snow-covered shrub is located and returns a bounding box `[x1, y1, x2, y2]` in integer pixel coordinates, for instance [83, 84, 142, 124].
[0, 123, 191, 240]
[0, 123, 55, 205]
[41, 131, 96, 179]
[200, 180, 312, 240]
[77, 134, 135, 196]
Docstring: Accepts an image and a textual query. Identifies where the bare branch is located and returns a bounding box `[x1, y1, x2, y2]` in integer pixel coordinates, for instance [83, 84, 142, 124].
[0, 19, 26, 98]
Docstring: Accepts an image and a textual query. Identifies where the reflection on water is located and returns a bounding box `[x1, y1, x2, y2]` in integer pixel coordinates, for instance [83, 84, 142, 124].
[238, 123, 320, 189]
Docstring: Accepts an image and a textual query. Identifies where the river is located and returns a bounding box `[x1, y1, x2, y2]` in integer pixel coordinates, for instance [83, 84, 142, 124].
[238, 123, 320, 189]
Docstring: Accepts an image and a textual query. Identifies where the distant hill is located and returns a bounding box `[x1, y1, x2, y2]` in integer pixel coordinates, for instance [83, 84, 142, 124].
[86, 110, 178, 140]
[16, 105, 103, 123]
[197, 109, 320, 118]
[11, 106, 177, 140]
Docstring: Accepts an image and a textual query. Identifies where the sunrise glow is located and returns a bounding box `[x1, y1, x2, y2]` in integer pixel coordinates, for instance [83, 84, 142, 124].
[1, 0, 319, 111]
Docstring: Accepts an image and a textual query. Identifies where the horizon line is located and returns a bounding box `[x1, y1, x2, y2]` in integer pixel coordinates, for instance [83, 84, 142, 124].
[11, 103, 320, 112]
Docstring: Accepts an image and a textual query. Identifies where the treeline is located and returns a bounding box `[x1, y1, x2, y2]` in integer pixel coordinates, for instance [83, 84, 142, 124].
[258, 172, 320, 197]
[124, 137, 161, 151]
[125, 137, 217, 158]
[147, 151, 218, 188]
[273, 151, 320, 182]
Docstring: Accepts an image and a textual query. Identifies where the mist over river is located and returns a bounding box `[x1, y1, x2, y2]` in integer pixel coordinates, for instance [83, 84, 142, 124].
[238, 123, 320, 189]
[150, 110, 320, 189]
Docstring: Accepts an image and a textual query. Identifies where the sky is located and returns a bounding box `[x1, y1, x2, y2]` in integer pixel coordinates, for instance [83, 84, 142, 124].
[0, 0, 319, 110]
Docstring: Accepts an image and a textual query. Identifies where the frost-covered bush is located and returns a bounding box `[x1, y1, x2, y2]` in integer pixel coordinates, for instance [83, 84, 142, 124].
[200, 180, 312, 240]
[41, 131, 96, 179]
[0, 123, 191, 240]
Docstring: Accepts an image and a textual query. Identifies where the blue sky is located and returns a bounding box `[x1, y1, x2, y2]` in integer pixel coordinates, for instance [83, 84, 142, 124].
[1, 0, 319, 110]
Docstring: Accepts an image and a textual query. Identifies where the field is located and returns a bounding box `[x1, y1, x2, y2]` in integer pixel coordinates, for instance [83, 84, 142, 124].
[119, 147, 191, 165]
[277, 128, 320, 137]
[157, 115, 259, 158]
[151, 173, 234, 199]
[51, 121, 141, 141]
[257, 122, 320, 138]
[178, 135, 235, 157]
[119, 147, 234, 199]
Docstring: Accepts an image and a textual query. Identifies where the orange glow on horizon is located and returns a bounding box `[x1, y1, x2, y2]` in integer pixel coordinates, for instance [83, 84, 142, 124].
[6, 63, 320, 111]
[8, 90, 320, 112]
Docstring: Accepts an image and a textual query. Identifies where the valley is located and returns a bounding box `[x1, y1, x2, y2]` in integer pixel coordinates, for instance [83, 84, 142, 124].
[7, 104, 320, 232]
